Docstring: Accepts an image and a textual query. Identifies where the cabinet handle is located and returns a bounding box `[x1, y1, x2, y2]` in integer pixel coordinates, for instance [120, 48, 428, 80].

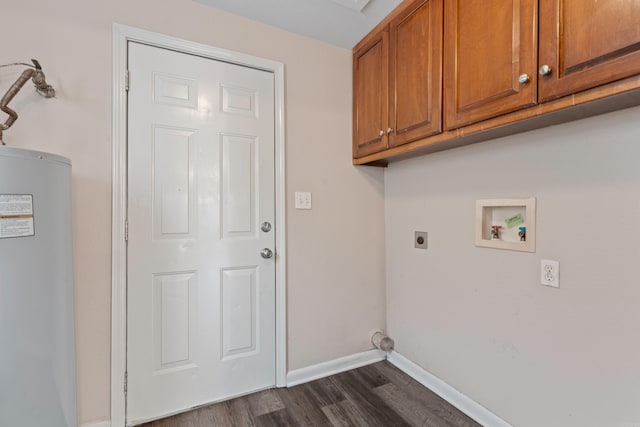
[379, 130, 384, 137]
[539, 64, 552, 76]
[518, 74, 530, 84]
[387, 127, 393, 134]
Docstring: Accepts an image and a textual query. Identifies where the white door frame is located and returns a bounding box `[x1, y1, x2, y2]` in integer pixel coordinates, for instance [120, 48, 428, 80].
[111, 23, 287, 427]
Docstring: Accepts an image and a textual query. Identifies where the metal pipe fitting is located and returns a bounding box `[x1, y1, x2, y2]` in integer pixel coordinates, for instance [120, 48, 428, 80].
[0, 59, 55, 145]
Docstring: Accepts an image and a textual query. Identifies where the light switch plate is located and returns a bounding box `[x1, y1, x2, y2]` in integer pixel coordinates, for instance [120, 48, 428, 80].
[295, 192, 312, 210]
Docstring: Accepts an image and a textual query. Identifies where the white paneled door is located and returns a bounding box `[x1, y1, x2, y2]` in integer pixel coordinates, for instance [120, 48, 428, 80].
[126, 42, 276, 424]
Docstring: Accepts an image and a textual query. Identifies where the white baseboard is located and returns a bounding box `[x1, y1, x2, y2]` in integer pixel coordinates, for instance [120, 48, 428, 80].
[387, 351, 512, 427]
[98, 350, 508, 426]
[80, 421, 111, 427]
[286, 349, 386, 387]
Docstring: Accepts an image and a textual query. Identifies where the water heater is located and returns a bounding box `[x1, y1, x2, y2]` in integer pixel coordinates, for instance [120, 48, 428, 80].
[0, 146, 77, 426]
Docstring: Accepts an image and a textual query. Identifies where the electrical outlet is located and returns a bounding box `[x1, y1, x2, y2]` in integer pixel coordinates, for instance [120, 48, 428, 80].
[414, 231, 428, 249]
[540, 259, 560, 288]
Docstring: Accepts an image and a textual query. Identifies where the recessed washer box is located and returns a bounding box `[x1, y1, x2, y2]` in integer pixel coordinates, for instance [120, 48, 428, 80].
[475, 198, 536, 252]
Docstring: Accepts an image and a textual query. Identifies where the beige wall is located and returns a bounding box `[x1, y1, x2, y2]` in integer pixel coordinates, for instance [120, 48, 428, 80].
[3, 1, 386, 423]
[12, 1, 634, 425]
[385, 106, 640, 427]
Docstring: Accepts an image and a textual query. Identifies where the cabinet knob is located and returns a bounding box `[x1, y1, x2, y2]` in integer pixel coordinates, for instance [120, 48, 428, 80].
[379, 130, 384, 137]
[518, 74, 530, 84]
[387, 127, 393, 134]
[539, 64, 552, 76]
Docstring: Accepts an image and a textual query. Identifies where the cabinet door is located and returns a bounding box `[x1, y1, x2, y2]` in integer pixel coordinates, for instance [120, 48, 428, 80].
[539, 0, 640, 101]
[389, 0, 443, 147]
[444, 0, 537, 130]
[353, 31, 389, 158]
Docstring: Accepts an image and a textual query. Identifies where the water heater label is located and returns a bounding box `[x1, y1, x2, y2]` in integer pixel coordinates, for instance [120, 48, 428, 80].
[0, 194, 35, 239]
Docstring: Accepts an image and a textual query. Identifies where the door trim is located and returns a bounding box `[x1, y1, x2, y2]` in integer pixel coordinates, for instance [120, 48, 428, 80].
[111, 23, 287, 427]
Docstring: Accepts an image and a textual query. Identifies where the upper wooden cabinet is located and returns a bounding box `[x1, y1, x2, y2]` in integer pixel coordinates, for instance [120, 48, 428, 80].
[444, 0, 538, 130]
[444, 0, 640, 128]
[353, 31, 389, 158]
[353, 0, 640, 165]
[538, 0, 640, 101]
[388, 0, 443, 147]
[353, 0, 443, 158]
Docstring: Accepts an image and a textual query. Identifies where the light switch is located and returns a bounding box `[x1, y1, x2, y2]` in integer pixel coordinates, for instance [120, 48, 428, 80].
[295, 192, 312, 210]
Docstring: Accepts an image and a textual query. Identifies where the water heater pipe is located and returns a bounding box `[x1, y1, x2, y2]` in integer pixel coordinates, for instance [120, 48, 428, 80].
[0, 59, 55, 145]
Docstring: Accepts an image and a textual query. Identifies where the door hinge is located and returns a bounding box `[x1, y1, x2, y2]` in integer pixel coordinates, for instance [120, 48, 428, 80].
[125, 70, 130, 92]
[124, 371, 128, 395]
[125, 219, 128, 242]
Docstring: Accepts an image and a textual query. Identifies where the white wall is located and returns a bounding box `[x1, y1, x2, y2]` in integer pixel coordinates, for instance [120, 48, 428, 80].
[2, 0, 386, 423]
[385, 106, 640, 427]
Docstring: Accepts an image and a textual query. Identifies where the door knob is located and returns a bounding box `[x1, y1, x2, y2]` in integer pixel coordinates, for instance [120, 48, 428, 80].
[518, 74, 530, 84]
[260, 248, 273, 259]
[261, 221, 272, 232]
[539, 64, 552, 76]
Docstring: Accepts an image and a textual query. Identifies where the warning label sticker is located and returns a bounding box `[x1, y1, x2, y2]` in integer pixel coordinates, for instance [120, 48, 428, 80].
[0, 194, 35, 239]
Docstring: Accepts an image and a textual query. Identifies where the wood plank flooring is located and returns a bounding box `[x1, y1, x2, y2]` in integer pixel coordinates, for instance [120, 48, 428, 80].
[139, 361, 481, 427]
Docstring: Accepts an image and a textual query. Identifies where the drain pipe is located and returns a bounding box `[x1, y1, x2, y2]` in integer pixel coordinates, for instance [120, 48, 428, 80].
[371, 331, 395, 352]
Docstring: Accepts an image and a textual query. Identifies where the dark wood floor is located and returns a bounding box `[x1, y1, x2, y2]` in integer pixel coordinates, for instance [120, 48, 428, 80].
[140, 361, 481, 427]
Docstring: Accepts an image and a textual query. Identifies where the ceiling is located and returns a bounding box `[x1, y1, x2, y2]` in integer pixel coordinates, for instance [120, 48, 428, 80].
[194, 0, 403, 49]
